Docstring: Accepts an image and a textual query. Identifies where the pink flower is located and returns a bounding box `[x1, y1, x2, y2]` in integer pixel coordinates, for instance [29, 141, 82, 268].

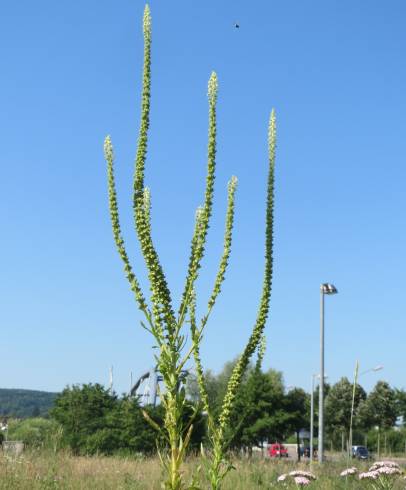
[294, 476, 310, 486]
[359, 471, 379, 480]
[289, 470, 316, 480]
[376, 466, 401, 476]
[370, 461, 400, 470]
[340, 467, 358, 477]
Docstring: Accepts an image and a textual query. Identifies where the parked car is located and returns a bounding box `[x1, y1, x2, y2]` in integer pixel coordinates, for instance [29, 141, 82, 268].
[300, 446, 317, 458]
[268, 443, 289, 458]
[352, 446, 369, 460]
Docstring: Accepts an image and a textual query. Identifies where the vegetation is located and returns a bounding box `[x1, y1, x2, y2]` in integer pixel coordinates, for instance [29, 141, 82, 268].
[324, 377, 366, 450]
[2, 376, 406, 457]
[1, 2, 406, 490]
[104, 4, 276, 488]
[1, 375, 406, 489]
[7, 418, 61, 450]
[49, 384, 204, 456]
[358, 382, 398, 431]
[0, 389, 57, 418]
[0, 452, 405, 489]
[4, 369, 405, 454]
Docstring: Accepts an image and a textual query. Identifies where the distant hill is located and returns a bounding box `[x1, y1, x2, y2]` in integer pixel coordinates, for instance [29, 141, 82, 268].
[0, 389, 58, 418]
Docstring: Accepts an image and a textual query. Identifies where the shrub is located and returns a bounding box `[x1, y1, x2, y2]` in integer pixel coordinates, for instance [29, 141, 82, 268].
[7, 417, 62, 449]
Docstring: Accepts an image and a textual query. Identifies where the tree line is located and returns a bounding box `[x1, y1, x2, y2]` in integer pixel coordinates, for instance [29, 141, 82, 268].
[3, 361, 406, 456]
[0, 389, 57, 418]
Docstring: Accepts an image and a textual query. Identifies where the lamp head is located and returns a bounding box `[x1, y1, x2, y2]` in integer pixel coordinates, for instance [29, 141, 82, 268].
[321, 283, 338, 295]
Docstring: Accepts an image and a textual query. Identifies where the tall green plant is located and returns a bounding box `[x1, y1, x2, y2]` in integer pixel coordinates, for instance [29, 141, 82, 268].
[191, 112, 276, 489]
[104, 5, 276, 489]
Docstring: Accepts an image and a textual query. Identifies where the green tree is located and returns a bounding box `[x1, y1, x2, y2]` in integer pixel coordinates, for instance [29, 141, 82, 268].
[285, 388, 310, 461]
[394, 388, 406, 425]
[198, 360, 253, 416]
[325, 377, 366, 450]
[230, 368, 288, 453]
[51, 384, 205, 456]
[31, 406, 41, 417]
[358, 381, 397, 431]
[51, 384, 117, 454]
[0, 389, 57, 418]
[81, 396, 160, 455]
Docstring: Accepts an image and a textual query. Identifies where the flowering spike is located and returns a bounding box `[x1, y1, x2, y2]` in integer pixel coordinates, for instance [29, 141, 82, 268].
[132, 1, 175, 338]
[104, 135, 148, 313]
[143, 187, 151, 230]
[143, 4, 151, 36]
[178, 71, 218, 323]
[208, 71, 218, 103]
[218, 109, 276, 441]
[203, 176, 237, 320]
[256, 334, 266, 370]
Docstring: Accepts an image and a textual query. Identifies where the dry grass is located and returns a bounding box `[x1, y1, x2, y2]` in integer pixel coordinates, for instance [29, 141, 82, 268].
[0, 451, 160, 489]
[0, 451, 405, 489]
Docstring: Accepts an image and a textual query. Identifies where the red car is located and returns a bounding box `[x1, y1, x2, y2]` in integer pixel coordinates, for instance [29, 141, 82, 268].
[268, 443, 289, 458]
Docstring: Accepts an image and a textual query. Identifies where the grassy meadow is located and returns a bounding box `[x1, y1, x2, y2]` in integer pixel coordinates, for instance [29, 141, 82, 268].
[1, 451, 405, 489]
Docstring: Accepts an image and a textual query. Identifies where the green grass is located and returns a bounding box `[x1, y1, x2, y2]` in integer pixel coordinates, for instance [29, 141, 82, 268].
[0, 451, 405, 489]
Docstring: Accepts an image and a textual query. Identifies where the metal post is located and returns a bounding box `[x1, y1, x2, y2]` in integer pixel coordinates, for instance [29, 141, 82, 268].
[310, 375, 314, 463]
[109, 365, 114, 392]
[349, 360, 359, 460]
[149, 367, 158, 406]
[318, 288, 325, 463]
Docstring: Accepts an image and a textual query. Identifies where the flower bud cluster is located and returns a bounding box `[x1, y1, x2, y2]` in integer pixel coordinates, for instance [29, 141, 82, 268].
[340, 467, 358, 477]
[277, 471, 316, 487]
[359, 461, 402, 481]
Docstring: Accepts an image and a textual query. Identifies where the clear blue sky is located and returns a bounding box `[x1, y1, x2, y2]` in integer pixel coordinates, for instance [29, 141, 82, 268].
[2, 0, 406, 394]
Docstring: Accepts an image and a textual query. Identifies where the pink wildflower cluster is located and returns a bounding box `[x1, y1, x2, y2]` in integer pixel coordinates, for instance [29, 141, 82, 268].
[293, 476, 310, 486]
[370, 461, 400, 470]
[359, 460, 402, 481]
[340, 467, 358, 477]
[277, 470, 316, 487]
[289, 470, 316, 480]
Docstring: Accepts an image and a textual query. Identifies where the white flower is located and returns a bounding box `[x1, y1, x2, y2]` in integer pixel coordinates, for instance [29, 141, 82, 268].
[207, 72, 218, 102]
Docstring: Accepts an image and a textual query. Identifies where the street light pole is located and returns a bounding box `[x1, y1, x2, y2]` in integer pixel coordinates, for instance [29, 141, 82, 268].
[319, 288, 325, 464]
[318, 283, 337, 464]
[310, 374, 316, 463]
[310, 373, 327, 464]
